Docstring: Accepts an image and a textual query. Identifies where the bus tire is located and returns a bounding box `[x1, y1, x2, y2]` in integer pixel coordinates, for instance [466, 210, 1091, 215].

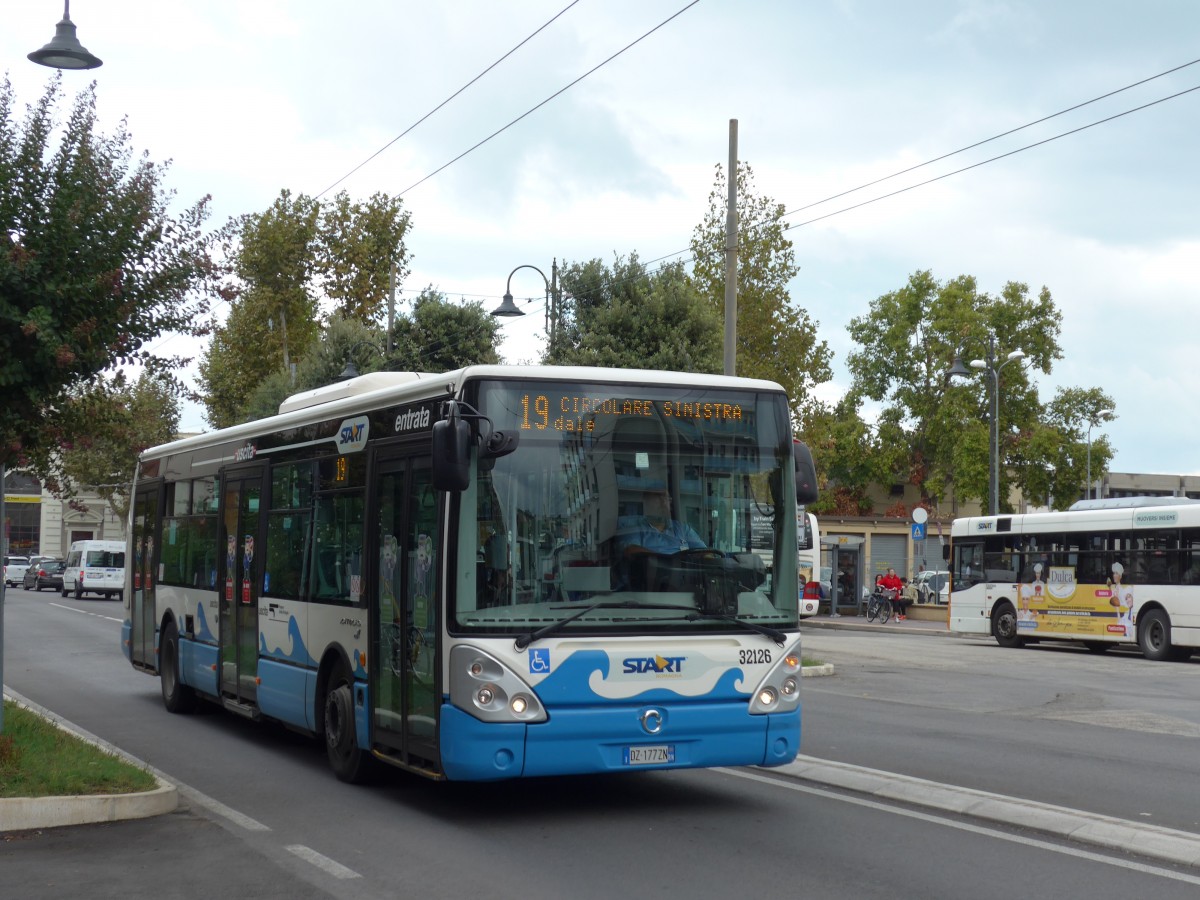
[991, 602, 1024, 648]
[324, 667, 372, 784]
[1137, 609, 1177, 662]
[160, 621, 197, 713]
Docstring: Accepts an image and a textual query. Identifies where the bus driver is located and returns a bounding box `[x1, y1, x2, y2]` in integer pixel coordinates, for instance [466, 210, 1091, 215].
[616, 490, 706, 557]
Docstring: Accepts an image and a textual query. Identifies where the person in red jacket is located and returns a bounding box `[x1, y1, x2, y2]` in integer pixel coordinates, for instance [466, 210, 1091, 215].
[879, 567, 906, 620]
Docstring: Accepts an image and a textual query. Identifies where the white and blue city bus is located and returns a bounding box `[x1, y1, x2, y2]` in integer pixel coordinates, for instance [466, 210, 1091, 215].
[122, 365, 818, 781]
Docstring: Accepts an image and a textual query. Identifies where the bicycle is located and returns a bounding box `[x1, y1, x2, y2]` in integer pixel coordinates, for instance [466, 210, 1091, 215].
[866, 586, 898, 623]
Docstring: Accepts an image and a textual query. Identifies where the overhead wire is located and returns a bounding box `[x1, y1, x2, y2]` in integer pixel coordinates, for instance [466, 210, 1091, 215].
[431, 76, 1200, 364]
[630, 57, 1200, 273]
[313, 0, 584, 199]
[396, 0, 702, 197]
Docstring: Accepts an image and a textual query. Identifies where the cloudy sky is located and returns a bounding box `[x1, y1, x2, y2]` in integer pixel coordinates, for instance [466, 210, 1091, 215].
[5, 1, 1198, 476]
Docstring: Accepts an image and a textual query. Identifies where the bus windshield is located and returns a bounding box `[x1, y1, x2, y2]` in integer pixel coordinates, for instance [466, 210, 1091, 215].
[452, 378, 798, 635]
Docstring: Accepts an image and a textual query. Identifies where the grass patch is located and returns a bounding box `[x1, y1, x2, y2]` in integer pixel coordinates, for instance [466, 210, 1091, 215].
[801, 657, 823, 667]
[0, 700, 157, 799]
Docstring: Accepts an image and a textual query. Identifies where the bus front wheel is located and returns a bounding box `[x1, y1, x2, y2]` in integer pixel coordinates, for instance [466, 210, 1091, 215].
[991, 602, 1024, 648]
[324, 669, 373, 784]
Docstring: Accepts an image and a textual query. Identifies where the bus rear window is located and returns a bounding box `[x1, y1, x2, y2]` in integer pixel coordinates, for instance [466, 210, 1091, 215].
[85, 550, 125, 567]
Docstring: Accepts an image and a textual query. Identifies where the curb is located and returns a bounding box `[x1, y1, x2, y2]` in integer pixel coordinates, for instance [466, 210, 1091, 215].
[1, 690, 178, 833]
[801, 663, 835, 677]
[779, 755, 1200, 869]
[803, 617, 956, 637]
[0, 782, 177, 832]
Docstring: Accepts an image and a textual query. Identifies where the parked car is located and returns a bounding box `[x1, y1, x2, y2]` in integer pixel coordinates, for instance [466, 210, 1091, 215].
[23, 558, 65, 592]
[3, 555, 30, 587]
[913, 569, 950, 605]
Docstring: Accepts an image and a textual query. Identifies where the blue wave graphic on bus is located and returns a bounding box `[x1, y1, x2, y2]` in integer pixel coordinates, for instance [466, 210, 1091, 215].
[193, 603, 216, 643]
[532, 650, 747, 704]
[260, 616, 316, 667]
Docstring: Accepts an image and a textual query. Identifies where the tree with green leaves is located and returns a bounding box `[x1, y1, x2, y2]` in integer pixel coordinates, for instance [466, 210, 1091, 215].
[689, 162, 832, 423]
[317, 191, 411, 323]
[845, 270, 1115, 513]
[199, 188, 411, 427]
[240, 291, 502, 422]
[27, 372, 180, 528]
[0, 74, 215, 470]
[546, 255, 722, 372]
[386, 288, 501, 372]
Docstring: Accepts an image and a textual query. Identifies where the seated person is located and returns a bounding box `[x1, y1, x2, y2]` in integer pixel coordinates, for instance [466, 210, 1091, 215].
[615, 490, 706, 557]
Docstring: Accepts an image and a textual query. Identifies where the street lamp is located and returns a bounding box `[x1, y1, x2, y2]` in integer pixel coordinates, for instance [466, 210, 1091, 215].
[947, 336, 1026, 516]
[492, 262, 564, 344]
[492, 265, 547, 318]
[1087, 408, 1115, 501]
[28, 1, 103, 70]
[338, 340, 384, 381]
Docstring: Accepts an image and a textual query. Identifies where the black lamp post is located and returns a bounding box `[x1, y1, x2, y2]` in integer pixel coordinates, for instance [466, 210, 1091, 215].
[492, 264, 549, 318]
[338, 340, 384, 381]
[28, 1, 103, 70]
[946, 336, 1026, 516]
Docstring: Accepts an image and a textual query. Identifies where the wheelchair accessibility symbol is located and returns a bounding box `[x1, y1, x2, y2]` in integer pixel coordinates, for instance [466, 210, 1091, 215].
[528, 648, 550, 674]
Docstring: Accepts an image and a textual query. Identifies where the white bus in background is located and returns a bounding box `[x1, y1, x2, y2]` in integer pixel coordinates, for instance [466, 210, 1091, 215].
[946, 497, 1200, 661]
[799, 512, 821, 617]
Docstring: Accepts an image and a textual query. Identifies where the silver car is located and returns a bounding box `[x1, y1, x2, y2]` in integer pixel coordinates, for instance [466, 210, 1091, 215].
[4, 555, 30, 587]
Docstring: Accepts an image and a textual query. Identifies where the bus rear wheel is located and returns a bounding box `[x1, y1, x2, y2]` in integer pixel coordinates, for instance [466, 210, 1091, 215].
[991, 602, 1024, 648]
[1137, 610, 1189, 661]
[324, 668, 373, 784]
[160, 621, 197, 713]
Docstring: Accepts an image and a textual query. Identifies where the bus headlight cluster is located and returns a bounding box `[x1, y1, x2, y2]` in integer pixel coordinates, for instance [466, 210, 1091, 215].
[748, 638, 804, 715]
[450, 645, 547, 724]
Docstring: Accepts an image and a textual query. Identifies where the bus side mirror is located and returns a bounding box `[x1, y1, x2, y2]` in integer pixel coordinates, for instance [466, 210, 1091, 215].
[942, 544, 950, 562]
[432, 417, 471, 492]
[793, 441, 818, 505]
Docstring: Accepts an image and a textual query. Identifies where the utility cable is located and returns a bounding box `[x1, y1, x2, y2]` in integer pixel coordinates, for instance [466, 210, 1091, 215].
[396, 0, 702, 197]
[314, 0, 583, 199]
[780, 82, 1200, 235]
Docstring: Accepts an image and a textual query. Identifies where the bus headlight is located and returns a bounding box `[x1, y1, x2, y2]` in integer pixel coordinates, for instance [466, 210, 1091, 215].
[748, 637, 803, 715]
[450, 645, 548, 723]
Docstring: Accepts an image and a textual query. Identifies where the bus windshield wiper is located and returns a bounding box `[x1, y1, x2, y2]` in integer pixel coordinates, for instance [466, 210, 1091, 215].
[514, 601, 694, 651]
[685, 612, 788, 646]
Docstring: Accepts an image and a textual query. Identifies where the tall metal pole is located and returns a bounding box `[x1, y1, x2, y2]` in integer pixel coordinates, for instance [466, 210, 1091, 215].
[723, 119, 738, 377]
[1087, 421, 1094, 502]
[989, 364, 999, 516]
[387, 262, 396, 355]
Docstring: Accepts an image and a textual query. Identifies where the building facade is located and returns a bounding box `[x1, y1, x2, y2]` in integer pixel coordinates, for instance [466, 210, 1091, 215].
[2, 470, 126, 559]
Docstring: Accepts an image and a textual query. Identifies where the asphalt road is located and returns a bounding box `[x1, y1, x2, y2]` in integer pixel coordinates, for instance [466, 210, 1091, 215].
[3, 588, 1200, 899]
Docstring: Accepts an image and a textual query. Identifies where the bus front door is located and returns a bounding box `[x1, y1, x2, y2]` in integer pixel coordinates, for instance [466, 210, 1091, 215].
[218, 467, 265, 706]
[370, 451, 440, 771]
[129, 483, 160, 669]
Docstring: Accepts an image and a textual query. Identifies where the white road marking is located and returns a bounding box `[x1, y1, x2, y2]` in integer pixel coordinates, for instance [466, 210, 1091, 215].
[286, 845, 362, 880]
[49, 601, 123, 623]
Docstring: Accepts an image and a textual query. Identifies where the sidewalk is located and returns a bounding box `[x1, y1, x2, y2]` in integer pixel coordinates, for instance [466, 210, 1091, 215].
[802, 609, 952, 636]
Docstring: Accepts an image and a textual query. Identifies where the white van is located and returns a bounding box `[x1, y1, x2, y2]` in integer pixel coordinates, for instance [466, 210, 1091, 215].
[63, 540, 127, 601]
